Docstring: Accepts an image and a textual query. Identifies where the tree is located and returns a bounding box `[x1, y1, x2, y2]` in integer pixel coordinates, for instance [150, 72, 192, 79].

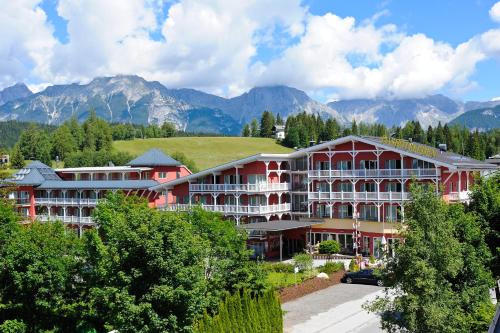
[351, 119, 358, 135]
[468, 173, 500, 278]
[250, 119, 259, 137]
[51, 124, 77, 161]
[171, 151, 199, 173]
[10, 144, 24, 169]
[259, 111, 275, 138]
[318, 240, 341, 254]
[284, 126, 300, 148]
[17, 124, 52, 165]
[412, 121, 425, 143]
[366, 185, 494, 333]
[322, 119, 341, 141]
[276, 113, 283, 126]
[0, 217, 85, 332]
[241, 124, 250, 137]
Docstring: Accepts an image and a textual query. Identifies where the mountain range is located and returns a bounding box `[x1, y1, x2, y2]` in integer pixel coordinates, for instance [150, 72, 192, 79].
[0, 75, 498, 134]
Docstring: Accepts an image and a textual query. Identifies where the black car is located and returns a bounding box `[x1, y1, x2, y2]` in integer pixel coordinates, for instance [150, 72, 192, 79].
[341, 269, 383, 286]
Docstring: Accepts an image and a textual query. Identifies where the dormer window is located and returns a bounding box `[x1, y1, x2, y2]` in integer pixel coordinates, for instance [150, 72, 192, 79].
[158, 172, 167, 179]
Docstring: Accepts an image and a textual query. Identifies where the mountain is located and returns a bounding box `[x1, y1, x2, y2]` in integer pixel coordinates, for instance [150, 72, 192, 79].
[0, 83, 32, 105]
[449, 105, 500, 130]
[0, 76, 344, 134]
[328, 95, 467, 128]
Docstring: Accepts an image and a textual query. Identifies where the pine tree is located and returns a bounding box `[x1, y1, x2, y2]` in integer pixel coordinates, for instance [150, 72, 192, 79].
[351, 119, 358, 135]
[10, 144, 24, 169]
[276, 113, 283, 126]
[426, 125, 434, 146]
[242, 124, 251, 137]
[260, 111, 275, 138]
[250, 119, 259, 137]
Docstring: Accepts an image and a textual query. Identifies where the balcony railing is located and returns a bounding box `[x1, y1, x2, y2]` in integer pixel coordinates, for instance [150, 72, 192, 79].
[36, 215, 94, 225]
[35, 198, 99, 206]
[308, 168, 440, 178]
[308, 191, 410, 201]
[189, 183, 291, 192]
[159, 203, 291, 215]
[446, 191, 471, 202]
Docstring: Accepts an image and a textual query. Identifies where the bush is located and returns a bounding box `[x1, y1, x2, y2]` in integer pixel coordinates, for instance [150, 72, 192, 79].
[318, 240, 341, 254]
[369, 255, 376, 264]
[318, 261, 344, 274]
[263, 262, 295, 273]
[0, 320, 26, 333]
[293, 253, 313, 272]
[193, 290, 282, 333]
[349, 259, 360, 272]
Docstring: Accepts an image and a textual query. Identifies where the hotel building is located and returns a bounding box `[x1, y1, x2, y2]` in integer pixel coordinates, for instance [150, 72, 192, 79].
[152, 136, 497, 258]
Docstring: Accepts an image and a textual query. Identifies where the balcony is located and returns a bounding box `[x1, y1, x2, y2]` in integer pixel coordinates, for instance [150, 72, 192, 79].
[35, 197, 99, 206]
[189, 183, 291, 193]
[308, 191, 410, 201]
[308, 168, 440, 179]
[36, 215, 94, 225]
[159, 203, 291, 215]
[445, 191, 471, 202]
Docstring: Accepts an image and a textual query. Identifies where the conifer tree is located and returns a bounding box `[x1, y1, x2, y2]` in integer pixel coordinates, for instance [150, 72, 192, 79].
[250, 119, 259, 137]
[242, 124, 251, 137]
[10, 144, 24, 169]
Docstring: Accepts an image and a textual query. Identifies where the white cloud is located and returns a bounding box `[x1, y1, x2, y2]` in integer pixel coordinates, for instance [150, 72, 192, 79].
[0, 0, 56, 88]
[0, 0, 500, 101]
[490, 1, 500, 22]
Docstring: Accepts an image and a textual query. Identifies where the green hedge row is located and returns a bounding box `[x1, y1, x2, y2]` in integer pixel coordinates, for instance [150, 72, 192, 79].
[193, 290, 282, 333]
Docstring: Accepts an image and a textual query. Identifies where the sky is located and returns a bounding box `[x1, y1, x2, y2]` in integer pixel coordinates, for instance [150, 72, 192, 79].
[1, 0, 500, 102]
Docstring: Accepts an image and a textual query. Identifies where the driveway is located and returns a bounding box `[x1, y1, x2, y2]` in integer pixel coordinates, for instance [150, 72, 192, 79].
[282, 283, 385, 333]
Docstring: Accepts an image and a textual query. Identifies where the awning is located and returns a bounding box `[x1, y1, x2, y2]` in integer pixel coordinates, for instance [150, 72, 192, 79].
[239, 220, 321, 232]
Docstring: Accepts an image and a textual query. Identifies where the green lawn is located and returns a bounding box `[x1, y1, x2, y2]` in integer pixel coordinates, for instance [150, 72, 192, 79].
[113, 137, 293, 171]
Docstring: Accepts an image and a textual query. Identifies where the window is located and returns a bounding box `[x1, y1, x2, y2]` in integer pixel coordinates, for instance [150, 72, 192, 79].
[412, 159, 434, 169]
[338, 182, 353, 192]
[224, 174, 243, 184]
[249, 195, 266, 206]
[363, 236, 370, 254]
[176, 171, 180, 178]
[360, 205, 378, 221]
[337, 160, 352, 170]
[359, 160, 377, 170]
[386, 205, 400, 222]
[224, 196, 236, 205]
[247, 174, 266, 184]
[385, 182, 402, 192]
[316, 205, 331, 218]
[317, 182, 329, 192]
[158, 172, 167, 179]
[385, 159, 401, 169]
[339, 204, 353, 218]
[360, 182, 376, 192]
[316, 161, 329, 170]
[373, 238, 383, 258]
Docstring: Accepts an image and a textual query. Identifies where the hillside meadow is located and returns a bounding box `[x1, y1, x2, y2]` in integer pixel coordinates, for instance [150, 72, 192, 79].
[113, 137, 293, 170]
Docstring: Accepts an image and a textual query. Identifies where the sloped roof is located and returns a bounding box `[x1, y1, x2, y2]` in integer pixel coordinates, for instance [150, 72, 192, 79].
[127, 149, 181, 167]
[37, 179, 159, 190]
[8, 161, 62, 186]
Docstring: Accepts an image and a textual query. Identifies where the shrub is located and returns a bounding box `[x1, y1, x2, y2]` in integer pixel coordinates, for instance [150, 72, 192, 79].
[293, 253, 313, 272]
[0, 320, 26, 333]
[369, 255, 376, 264]
[318, 261, 344, 274]
[349, 259, 360, 272]
[193, 290, 282, 333]
[318, 240, 341, 254]
[263, 262, 295, 273]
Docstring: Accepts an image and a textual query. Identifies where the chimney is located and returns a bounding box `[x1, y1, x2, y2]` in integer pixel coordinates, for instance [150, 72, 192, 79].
[438, 143, 447, 152]
[309, 140, 316, 147]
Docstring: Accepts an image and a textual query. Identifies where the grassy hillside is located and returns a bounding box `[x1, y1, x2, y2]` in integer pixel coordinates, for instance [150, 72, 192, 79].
[113, 137, 293, 171]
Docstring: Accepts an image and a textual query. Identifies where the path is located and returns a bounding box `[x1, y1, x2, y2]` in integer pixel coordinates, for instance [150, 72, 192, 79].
[283, 283, 384, 333]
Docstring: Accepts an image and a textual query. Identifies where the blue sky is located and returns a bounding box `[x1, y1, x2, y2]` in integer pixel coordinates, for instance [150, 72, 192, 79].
[3, 0, 500, 102]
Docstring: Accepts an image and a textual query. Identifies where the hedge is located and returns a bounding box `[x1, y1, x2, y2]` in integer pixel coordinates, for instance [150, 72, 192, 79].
[193, 290, 282, 333]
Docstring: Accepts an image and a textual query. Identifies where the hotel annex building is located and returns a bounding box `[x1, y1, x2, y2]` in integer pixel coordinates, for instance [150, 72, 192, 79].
[7, 136, 497, 259]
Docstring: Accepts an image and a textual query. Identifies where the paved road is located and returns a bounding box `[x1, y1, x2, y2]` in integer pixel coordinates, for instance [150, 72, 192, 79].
[282, 283, 385, 333]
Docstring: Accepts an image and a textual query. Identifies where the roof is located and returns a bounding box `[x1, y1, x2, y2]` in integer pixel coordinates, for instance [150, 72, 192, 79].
[239, 220, 321, 232]
[127, 149, 181, 167]
[289, 135, 497, 170]
[37, 179, 159, 190]
[7, 161, 62, 186]
[149, 152, 291, 190]
[56, 166, 151, 173]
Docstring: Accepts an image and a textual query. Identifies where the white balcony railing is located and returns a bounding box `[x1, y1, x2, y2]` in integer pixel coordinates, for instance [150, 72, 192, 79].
[446, 191, 471, 202]
[36, 215, 94, 225]
[308, 168, 440, 178]
[189, 183, 291, 192]
[159, 203, 291, 215]
[308, 191, 410, 201]
[35, 198, 99, 206]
